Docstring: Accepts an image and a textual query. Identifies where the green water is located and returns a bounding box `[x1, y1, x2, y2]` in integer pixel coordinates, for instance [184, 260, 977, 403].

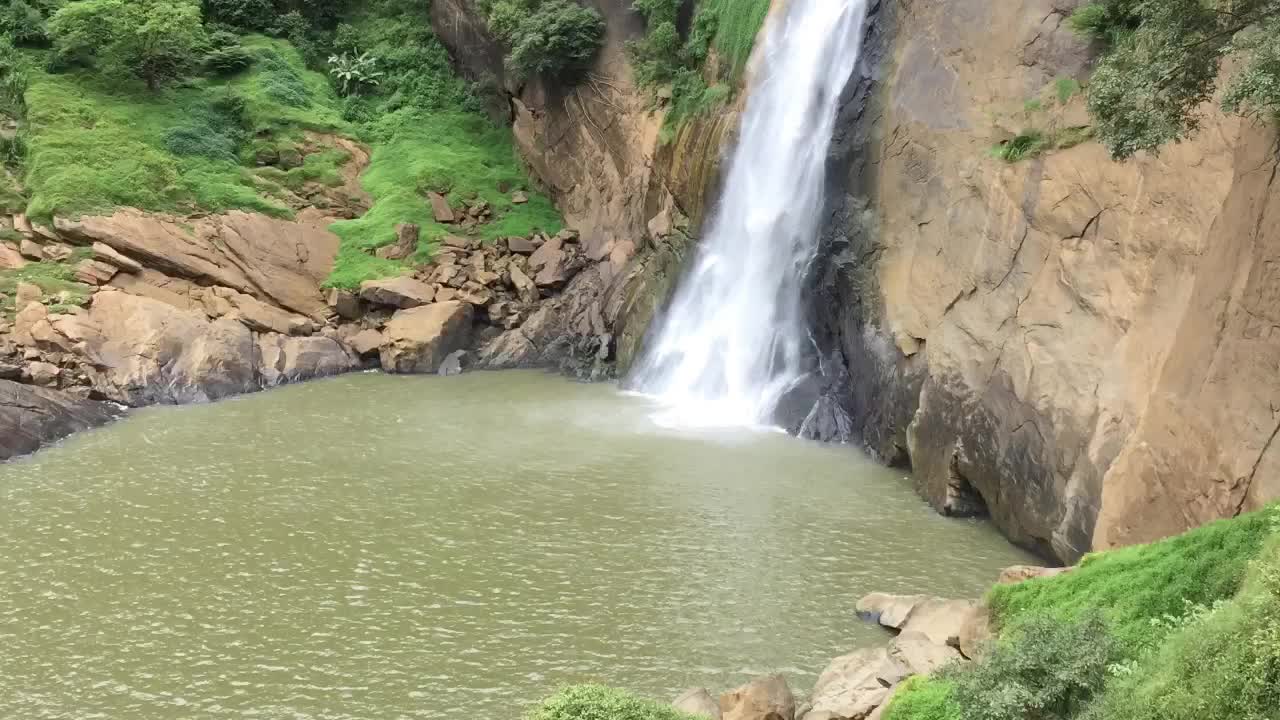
[0, 371, 1032, 719]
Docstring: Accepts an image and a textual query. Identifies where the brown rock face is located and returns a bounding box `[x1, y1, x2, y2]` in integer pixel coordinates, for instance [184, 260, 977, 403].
[0, 380, 117, 462]
[256, 334, 358, 387]
[720, 675, 794, 720]
[428, 192, 455, 223]
[0, 242, 25, 270]
[380, 301, 473, 374]
[809, 0, 1280, 561]
[54, 209, 339, 319]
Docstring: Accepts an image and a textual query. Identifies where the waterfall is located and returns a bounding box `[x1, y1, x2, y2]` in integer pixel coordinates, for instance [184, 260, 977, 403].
[629, 0, 870, 428]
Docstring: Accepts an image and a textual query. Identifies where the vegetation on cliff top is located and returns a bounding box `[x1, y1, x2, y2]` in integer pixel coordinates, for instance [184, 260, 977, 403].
[882, 503, 1280, 720]
[0, 0, 563, 289]
[629, 0, 771, 141]
[1072, 0, 1280, 159]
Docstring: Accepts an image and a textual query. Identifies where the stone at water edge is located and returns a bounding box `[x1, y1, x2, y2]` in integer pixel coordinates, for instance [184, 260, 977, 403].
[720, 674, 795, 720]
[855, 593, 926, 630]
[957, 604, 992, 660]
[887, 631, 962, 676]
[428, 192, 455, 223]
[898, 598, 976, 647]
[347, 329, 384, 357]
[437, 349, 468, 376]
[674, 688, 722, 720]
[379, 301, 472, 374]
[803, 647, 903, 720]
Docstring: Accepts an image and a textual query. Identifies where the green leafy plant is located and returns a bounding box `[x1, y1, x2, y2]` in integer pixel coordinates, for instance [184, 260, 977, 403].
[881, 677, 963, 720]
[47, 0, 206, 90]
[1069, 0, 1280, 159]
[483, 0, 605, 81]
[204, 45, 255, 75]
[327, 49, 383, 95]
[991, 131, 1049, 162]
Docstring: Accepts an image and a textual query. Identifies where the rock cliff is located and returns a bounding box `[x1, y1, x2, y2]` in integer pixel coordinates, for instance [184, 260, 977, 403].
[811, 0, 1280, 561]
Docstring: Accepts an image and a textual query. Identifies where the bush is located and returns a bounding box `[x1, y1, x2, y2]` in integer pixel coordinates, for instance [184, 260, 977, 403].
[204, 45, 256, 75]
[486, 0, 604, 81]
[944, 612, 1111, 720]
[0, 0, 50, 46]
[531, 685, 702, 720]
[256, 46, 313, 106]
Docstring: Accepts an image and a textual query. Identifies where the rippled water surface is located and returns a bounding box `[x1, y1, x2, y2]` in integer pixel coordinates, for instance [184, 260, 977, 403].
[0, 371, 1032, 719]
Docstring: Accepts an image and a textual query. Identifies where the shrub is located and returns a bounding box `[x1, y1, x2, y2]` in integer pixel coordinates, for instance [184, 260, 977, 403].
[991, 131, 1048, 162]
[530, 685, 702, 720]
[0, 0, 51, 46]
[488, 0, 605, 81]
[0, 34, 29, 115]
[256, 46, 313, 106]
[204, 45, 256, 75]
[945, 612, 1112, 720]
[327, 50, 383, 96]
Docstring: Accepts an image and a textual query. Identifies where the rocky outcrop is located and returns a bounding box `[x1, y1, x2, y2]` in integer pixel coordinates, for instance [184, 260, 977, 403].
[0, 379, 118, 461]
[674, 688, 722, 720]
[806, 0, 1280, 562]
[720, 675, 794, 720]
[380, 301, 473, 374]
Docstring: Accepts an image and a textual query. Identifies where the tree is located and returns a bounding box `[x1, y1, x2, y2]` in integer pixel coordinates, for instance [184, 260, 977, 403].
[47, 0, 204, 90]
[1073, 0, 1280, 160]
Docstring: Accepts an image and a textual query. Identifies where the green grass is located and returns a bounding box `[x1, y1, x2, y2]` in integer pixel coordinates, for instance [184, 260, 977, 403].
[881, 677, 962, 720]
[988, 503, 1279, 660]
[324, 110, 561, 288]
[991, 130, 1049, 162]
[699, 0, 771, 85]
[1, 259, 93, 320]
[531, 685, 703, 720]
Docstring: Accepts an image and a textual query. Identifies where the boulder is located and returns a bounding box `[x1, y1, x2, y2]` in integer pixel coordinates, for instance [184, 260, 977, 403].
[474, 326, 537, 369]
[0, 380, 118, 462]
[437, 349, 468, 376]
[957, 605, 992, 660]
[256, 334, 359, 388]
[40, 243, 73, 262]
[856, 593, 926, 630]
[12, 301, 48, 347]
[804, 649, 902, 720]
[864, 685, 904, 720]
[226, 292, 315, 336]
[511, 190, 528, 204]
[25, 360, 61, 387]
[47, 291, 258, 406]
[674, 688, 722, 720]
[0, 242, 25, 270]
[12, 213, 32, 234]
[379, 301, 472, 374]
[325, 288, 363, 321]
[19, 238, 42, 260]
[428, 191, 455, 223]
[14, 282, 42, 310]
[74, 259, 119, 286]
[899, 598, 976, 647]
[508, 264, 539, 304]
[441, 234, 473, 250]
[347, 328, 384, 357]
[507, 235, 539, 254]
[720, 674, 794, 720]
[887, 631, 962, 675]
[91, 242, 142, 273]
[435, 287, 458, 302]
[360, 276, 436, 309]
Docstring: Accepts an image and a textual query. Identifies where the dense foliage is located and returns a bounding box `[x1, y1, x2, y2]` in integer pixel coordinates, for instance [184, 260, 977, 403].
[883, 504, 1280, 720]
[628, 0, 769, 140]
[48, 0, 205, 90]
[477, 0, 604, 82]
[1072, 0, 1280, 159]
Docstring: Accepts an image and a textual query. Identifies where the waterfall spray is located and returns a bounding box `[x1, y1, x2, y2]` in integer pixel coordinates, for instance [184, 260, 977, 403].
[629, 0, 869, 428]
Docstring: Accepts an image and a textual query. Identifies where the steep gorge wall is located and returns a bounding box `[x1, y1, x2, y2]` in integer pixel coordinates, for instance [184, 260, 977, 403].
[430, 0, 741, 373]
[815, 0, 1280, 562]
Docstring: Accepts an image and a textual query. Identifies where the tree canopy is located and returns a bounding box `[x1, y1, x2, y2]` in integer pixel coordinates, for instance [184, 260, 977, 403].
[1074, 0, 1280, 159]
[48, 0, 205, 90]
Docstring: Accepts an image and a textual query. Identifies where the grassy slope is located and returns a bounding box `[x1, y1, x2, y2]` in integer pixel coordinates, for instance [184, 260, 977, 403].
[16, 2, 563, 290]
[700, 0, 771, 84]
[0, 255, 93, 321]
[882, 504, 1280, 720]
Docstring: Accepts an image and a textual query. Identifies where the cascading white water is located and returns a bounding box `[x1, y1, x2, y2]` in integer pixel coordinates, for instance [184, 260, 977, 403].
[629, 0, 869, 428]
